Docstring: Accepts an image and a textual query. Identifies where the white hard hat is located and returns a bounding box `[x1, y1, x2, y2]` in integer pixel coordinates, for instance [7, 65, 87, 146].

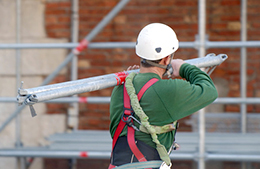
[135, 23, 179, 60]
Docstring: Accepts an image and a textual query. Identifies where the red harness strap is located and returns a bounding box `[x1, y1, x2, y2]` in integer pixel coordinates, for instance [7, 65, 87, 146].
[109, 78, 158, 168]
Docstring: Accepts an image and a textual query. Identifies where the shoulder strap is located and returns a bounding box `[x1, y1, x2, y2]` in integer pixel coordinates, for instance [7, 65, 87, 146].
[124, 78, 158, 112]
[137, 78, 158, 100]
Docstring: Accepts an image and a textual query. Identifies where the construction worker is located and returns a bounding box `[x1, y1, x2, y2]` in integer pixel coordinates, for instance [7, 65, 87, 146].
[109, 23, 218, 168]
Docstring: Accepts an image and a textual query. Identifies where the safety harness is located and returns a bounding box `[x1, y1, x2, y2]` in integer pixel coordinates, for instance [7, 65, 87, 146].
[109, 72, 179, 169]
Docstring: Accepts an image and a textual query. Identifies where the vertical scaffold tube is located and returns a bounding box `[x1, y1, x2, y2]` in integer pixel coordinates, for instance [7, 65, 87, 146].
[198, 0, 206, 169]
[240, 0, 247, 134]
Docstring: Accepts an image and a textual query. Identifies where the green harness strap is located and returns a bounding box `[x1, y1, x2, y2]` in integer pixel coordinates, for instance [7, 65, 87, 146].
[139, 121, 178, 134]
[125, 72, 172, 166]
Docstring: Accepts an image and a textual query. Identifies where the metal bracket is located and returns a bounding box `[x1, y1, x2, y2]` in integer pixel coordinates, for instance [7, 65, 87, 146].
[24, 95, 38, 117]
[18, 81, 28, 96]
[17, 81, 38, 117]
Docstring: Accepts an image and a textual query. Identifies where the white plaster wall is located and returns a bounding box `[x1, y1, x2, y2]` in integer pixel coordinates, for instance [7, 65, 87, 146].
[0, 0, 68, 168]
[0, 1, 16, 39]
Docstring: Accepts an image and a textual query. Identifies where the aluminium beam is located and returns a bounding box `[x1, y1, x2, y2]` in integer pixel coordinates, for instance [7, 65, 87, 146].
[198, 0, 206, 168]
[0, 149, 194, 160]
[17, 54, 228, 105]
[1, 149, 260, 162]
[240, 0, 248, 135]
[2, 96, 260, 104]
[207, 154, 260, 162]
[0, 41, 260, 49]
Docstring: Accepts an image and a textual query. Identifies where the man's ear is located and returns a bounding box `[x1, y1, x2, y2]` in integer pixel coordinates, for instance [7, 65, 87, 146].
[161, 55, 170, 65]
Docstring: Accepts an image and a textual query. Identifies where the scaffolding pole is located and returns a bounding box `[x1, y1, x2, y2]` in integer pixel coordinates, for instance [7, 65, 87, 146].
[1, 149, 260, 162]
[70, 1, 79, 168]
[240, 0, 247, 134]
[18, 54, 226, 97]
[69, 0, 79, 131]
[16, 54, 227, 107]
[3, 97, 260, 104]
[198, 0, 206, 169]
[240, 1, 248, 168]
[0, 40, 260, 49]
[15, 0, 26, 169]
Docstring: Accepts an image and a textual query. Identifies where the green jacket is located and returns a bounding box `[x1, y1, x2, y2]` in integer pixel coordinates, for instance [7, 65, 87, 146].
[109, 63, 218, 150]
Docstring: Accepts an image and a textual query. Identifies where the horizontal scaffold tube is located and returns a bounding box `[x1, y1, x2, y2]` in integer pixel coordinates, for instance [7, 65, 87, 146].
[1, 149, 260, 161]
[18, 53, 227, 105]
[1, 41, 260, 49]
[3, 97, 260, 104]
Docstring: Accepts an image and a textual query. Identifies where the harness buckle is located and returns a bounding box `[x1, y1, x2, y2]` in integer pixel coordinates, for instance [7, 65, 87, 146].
[121, 111, 140, 131]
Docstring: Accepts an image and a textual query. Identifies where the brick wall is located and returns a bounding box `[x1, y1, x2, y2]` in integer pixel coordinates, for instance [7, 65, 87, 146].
[44, 0, 260, 130]
[43, 0, 260, 168]
[207, 0, 260, 113]
[44, 0, 260, 129]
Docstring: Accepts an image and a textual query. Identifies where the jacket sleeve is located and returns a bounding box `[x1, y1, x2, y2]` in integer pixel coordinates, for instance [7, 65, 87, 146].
[168, 63, 218, 120]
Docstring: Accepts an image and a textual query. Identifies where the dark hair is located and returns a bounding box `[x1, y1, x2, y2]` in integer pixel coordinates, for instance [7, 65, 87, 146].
[140, 58, 162, 68]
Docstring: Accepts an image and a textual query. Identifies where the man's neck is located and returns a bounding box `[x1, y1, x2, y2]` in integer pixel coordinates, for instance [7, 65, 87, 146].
[139, 67, 164, 78]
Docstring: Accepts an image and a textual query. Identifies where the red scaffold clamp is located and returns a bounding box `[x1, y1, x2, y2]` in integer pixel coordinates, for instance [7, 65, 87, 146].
[73, 39, 89, 55]
[114, 71, 129, 85]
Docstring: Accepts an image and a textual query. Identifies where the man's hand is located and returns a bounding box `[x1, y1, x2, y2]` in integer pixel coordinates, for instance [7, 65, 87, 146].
[171, 59, 185, 77]
[127, 65, 140, 71]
